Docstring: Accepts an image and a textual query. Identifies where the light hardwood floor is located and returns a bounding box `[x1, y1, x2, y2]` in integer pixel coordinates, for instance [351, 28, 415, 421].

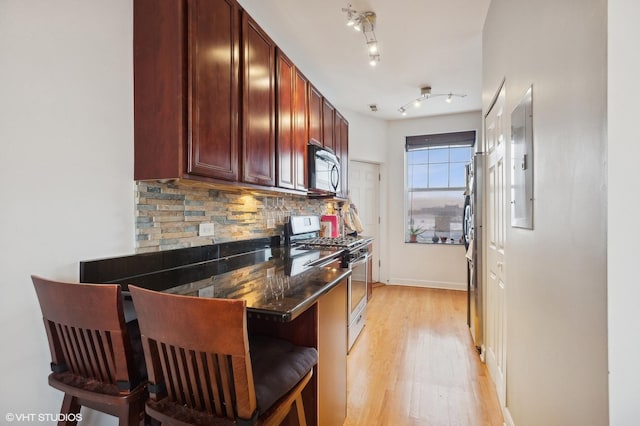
[344, 285, 504, 426]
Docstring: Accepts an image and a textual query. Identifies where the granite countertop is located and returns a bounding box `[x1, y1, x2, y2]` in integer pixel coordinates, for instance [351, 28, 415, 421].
[155, 247, 350, 322]
[82, 240, 350, 323]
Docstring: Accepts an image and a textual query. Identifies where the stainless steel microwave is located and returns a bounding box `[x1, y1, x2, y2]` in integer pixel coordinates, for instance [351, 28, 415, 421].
[308, 145, 341, 195]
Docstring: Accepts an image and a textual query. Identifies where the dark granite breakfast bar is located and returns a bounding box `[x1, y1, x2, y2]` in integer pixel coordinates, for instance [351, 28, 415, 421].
[80, 237, 350, 425]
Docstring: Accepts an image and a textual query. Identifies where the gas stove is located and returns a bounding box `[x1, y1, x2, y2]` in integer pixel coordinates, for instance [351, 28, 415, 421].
[285, 215, 370, 352]
[285, 215, 369, 258]
[291, 236, 369, 269]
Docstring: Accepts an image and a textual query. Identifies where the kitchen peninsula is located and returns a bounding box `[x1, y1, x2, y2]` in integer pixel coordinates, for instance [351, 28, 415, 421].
[80, 236, 350, 426]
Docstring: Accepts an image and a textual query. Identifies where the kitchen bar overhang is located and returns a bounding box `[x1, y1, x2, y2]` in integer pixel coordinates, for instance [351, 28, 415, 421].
[79, 236, 351, 322]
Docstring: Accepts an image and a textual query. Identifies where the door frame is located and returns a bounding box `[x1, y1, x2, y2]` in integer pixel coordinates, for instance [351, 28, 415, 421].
[483, 79, 509, 408]
[349, 160, 381, 283]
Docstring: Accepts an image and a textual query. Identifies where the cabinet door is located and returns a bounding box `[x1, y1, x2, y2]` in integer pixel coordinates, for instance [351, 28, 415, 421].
[308, 84, 323, 147]
[134, 0, 186, 180]
[317, 280, 347, 426]
[293, 69, 309, 190]
[187, 0, 240, 181]
[242, 13, 275, 186]
[335, 111, 349, 198]
[276, 51, 295, 189]
[322, 98, 336, 153]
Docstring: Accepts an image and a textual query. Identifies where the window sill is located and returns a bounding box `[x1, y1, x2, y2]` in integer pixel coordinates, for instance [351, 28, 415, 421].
[405, 240, 464, 246]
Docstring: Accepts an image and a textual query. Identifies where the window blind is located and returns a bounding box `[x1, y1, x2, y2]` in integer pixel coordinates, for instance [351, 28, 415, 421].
[405, 130, 476, 151]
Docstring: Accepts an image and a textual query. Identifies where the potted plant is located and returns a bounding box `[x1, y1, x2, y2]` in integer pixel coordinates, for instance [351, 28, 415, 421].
[408, 224, 426, 243]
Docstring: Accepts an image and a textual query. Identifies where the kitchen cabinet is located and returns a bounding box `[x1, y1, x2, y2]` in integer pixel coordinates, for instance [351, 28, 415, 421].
[134, 0, 240, 182]
[242, 13, 276, 186]
[293, 69, 309, 191]
[308, 84, 323, 147]
[276, 50, 307, 191]
[335, 111, 349, 199]
[322, 98, 336, 153]
[317, 279, 347, 426]
[134, 0, 349, 197]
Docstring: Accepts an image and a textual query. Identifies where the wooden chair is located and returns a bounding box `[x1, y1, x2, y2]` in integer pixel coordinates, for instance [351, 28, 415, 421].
[31, 275, 148, 426]
[128, 285, 318, 426]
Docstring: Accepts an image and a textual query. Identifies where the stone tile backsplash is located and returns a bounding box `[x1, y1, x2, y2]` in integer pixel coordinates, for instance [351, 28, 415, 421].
[135, 181, 333, 253]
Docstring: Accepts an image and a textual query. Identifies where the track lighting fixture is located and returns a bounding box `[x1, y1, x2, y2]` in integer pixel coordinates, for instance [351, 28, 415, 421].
[397, 86, 467, 115]
[342, 3, 381, 66]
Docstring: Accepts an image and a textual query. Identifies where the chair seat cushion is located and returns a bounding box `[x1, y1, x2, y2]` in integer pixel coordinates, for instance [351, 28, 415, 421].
[249, 335, 318, 415]
[50, 371, 121, 396]
[146, 397, 234, 426]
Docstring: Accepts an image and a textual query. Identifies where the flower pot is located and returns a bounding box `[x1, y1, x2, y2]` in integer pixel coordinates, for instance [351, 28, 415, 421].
[409, 234, 417, 243]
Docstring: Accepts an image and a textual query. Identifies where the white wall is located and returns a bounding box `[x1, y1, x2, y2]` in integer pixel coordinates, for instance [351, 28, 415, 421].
[483, 0, 608, 425]
[386, 112, 481, 289]
[0, 1, 135, 424]
[341, 110, 390, 283]
[608, 1, 640, 424]
[341, 110, 388, 164]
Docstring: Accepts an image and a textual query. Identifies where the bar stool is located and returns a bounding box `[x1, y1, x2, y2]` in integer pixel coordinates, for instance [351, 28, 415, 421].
[128, 285, 318, 426]
[31, 276, 147, 426]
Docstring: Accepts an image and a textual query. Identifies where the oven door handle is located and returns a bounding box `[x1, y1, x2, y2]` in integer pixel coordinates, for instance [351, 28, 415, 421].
[349, 254, 369, 267]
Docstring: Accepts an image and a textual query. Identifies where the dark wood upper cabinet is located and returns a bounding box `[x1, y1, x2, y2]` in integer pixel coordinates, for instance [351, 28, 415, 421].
[309, 84, 323, 147]
[276, 50, 307, 191]
[242, 13, 276, 186]
[322, 98, 336, 153]
[133, 0, 240, 182]
[335, 111, 349, 199]
[134, 0, 346, 196]
[188, 0, 240, 180]
[293, 68, 309, 191]
[276, 51, 295, 189]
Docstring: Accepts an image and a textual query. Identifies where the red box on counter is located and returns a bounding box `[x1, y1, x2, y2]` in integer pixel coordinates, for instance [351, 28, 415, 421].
[320, 215, 339, 238]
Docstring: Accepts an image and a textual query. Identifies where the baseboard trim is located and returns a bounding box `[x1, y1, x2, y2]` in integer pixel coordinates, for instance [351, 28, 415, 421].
[386, 279, 466, 291]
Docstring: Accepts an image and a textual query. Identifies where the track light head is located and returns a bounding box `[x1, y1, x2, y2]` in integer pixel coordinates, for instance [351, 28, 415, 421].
[342, 3, 380, 65]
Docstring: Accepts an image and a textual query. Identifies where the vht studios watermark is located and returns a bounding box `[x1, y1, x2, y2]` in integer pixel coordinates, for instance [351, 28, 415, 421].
[5, 412, 83, 422]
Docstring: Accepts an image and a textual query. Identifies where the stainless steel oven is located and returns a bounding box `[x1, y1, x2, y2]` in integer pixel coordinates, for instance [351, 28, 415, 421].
[346, 247, 368, 351]
[285, 215, 370, 351]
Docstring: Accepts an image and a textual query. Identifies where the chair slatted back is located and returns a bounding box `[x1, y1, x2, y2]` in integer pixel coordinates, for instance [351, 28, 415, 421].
[32, 275, 135, 392]
[129, 285, 257, 420]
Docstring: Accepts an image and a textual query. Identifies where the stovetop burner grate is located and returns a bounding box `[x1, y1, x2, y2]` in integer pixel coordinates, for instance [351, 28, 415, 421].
[285, 215, 367, 251]
[297, 236, 364, 249]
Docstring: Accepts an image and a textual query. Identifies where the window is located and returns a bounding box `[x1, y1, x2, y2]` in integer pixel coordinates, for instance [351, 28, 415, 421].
[405, 131, 475, 244]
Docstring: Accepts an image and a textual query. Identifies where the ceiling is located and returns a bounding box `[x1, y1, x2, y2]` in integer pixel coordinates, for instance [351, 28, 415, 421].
[236, 0, 491, 120]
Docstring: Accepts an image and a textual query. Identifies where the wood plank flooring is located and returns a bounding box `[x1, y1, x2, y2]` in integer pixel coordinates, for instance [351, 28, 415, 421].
[344, 285, 504, 426]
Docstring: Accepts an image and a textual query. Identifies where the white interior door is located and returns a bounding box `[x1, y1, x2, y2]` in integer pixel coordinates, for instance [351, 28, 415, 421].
[485, 83, 508, 407]
[349, 161, 380, 282]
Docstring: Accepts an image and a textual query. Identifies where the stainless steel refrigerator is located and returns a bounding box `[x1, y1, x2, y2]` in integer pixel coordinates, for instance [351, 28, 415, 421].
[464, 153, 484, 354]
